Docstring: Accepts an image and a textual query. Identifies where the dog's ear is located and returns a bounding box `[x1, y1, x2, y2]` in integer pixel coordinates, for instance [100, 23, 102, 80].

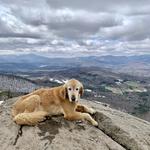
[60, 85, 68, 99]
[79, 83, 84, 96]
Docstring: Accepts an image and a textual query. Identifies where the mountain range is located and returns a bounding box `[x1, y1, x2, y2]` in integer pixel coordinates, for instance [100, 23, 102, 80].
[0, 54, 150, 76]
[0, 53, 150, 64]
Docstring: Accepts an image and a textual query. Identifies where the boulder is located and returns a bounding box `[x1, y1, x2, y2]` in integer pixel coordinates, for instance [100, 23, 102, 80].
[0, 97, 150, 150]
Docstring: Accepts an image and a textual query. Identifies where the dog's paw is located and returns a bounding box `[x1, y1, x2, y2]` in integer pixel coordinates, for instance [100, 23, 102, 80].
[89, 108, 97, 115]
[92, 120, 98, 127]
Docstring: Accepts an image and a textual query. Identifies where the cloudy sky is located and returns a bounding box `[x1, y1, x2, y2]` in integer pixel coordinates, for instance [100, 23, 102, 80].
[0, 0, 150, 57]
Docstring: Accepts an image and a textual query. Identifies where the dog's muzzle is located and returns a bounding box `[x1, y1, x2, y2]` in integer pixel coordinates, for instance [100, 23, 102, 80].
[71, 95, 76, 102]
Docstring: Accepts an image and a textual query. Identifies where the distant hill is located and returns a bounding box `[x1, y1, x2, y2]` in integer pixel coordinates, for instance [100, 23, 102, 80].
[0, 74, 38, 93]
[0, 54, 150, 76]
[0, 54, 50, 64]
[1, 54, 150, 64]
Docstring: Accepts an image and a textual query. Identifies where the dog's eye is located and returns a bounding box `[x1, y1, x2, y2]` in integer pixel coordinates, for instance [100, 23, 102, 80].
[76, 88, 79, 91]
[68, 88, 72, 91]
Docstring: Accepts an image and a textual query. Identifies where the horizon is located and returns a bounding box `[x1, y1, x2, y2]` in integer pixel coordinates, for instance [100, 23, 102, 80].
[0, 0, 150, 57]
[0, 53, 150, 58]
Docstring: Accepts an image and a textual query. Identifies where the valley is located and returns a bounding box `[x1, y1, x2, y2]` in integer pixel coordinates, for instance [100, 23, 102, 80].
[0, 66, 150, 122]
[0, 54, 149, 121]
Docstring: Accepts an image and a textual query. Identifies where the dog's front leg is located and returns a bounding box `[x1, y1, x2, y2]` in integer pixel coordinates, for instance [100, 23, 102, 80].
[76, 104, 96, 115]
[64, 112, 98, 126]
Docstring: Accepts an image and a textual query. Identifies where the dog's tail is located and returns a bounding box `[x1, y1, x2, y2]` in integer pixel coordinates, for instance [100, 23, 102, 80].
[13, 111, 48, 125]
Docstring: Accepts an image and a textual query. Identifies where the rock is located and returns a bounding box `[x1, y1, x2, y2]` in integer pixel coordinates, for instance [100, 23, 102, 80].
[0, 97, 150, 150]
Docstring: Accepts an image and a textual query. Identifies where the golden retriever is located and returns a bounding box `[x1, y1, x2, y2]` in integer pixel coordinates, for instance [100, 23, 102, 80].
[12, 79, 98, 126]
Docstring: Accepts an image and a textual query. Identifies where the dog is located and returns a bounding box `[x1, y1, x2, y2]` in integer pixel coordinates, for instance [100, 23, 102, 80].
[12, 79, 98, 126]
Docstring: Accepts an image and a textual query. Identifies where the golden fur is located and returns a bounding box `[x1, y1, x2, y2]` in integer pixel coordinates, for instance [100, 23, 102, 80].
[12, 79, 98, 126]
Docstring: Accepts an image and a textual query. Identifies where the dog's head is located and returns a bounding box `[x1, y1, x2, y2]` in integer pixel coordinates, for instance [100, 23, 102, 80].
[61, 79, 84, 102]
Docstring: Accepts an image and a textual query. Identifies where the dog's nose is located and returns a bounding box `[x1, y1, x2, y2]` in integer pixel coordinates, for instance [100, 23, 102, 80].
[71, 95, 76, 101]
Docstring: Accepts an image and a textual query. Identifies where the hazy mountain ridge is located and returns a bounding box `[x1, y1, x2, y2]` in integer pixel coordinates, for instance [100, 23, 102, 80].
[1, 54, 150, 63]
[0, 54, 150, 76]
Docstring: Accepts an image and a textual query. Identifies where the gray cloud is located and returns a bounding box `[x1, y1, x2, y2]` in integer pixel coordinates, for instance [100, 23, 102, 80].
[0, 0, 150, 56]
[0, 33, 41, 39]
[46, 0, 150, 13]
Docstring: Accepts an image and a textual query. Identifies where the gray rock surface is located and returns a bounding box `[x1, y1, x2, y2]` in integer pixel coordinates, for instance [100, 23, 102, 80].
[0, 97, 150, 150]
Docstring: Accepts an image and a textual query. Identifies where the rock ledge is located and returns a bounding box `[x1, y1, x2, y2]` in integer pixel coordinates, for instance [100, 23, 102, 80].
[0, 97, 150, 150]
